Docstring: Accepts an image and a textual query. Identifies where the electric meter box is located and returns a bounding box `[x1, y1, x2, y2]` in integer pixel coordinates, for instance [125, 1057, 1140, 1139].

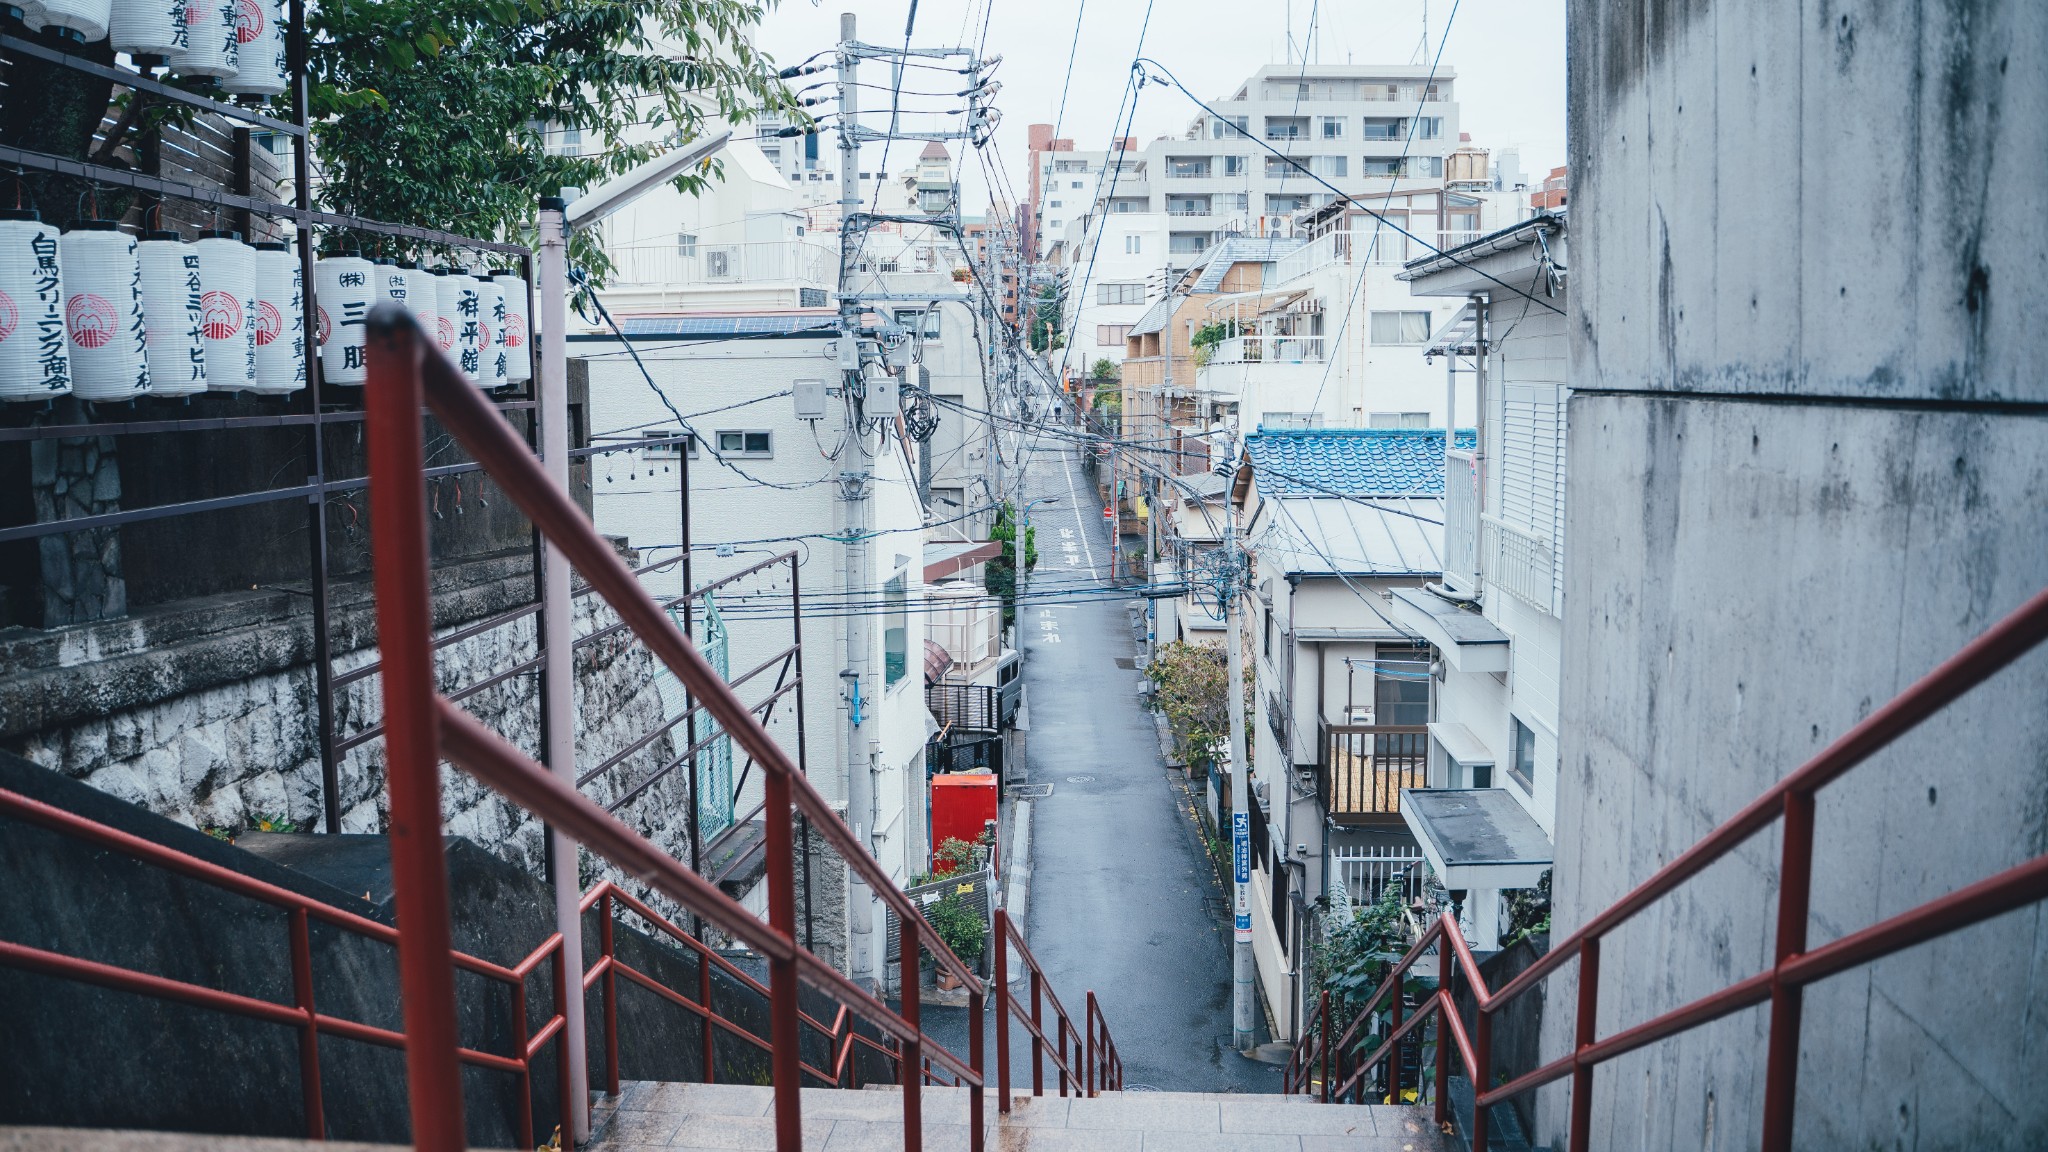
[866, 372, 900, 412]
[793, 378, 827, 420]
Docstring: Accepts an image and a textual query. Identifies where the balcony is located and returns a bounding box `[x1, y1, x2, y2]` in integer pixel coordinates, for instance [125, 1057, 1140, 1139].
[929, 597, 1002, 672]
[1443, 450, 1479, 593]
[1482, 513, 1557, 614]
[1270, 230, 1420, 285]
[1209, 335, 1325, 364]
[1317, 722, 1428, 826]
[608, 240, 836, 288]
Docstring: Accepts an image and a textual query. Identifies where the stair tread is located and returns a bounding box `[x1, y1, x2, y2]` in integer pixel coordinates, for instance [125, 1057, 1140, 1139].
[590, 1081, 1448, 1150]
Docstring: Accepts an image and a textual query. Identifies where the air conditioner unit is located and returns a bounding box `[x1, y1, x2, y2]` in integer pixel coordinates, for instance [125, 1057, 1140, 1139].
[704, 246, 738, 280]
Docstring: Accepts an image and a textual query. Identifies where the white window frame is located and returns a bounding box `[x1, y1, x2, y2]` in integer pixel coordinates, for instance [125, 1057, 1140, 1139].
[715, 430, 773, 458]
[1369, 312, 1434, 345]
[641, 429, 695, 459]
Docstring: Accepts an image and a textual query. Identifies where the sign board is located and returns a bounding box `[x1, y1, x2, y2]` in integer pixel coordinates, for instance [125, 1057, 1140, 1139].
[1231, 811, 1252, 940]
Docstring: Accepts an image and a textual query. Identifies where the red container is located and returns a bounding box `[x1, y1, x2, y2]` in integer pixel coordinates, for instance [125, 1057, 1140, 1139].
[929, 773, 998, 875]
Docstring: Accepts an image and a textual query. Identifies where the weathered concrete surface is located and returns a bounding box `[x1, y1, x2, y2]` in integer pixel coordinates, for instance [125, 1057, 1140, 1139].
[1552, 2, 2048, 1147]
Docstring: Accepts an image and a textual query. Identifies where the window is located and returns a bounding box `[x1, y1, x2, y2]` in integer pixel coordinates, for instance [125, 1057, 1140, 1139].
[1374, 645, 1431, 726]
[559, 126, 582, 156]
[1319, 117, 1345, 139]
[893, 308, 942, 340]
[1417, 117, 1443, 140]
[1314, 156, 1348, 178]
[1097, 282, 1146, 306]
[1264, 156, 1306, 179]
[1224, 155, 1248, 177]
[1368, 411, 1430, 429]
[883, 571, 908, 687]
[1362, 158, 1402, 177]
[1266, 194, 1307, 215]
[676, 232, 697, 258]
[715, 430, 772, 457]
[1097, 324, 1132, 346]
[1370, 311, 1433, 344]
[1123, 234, 1142, 254]
[1071, 180, 1084, 189]
[879, 258, 900, 273]
[1048, 200, 1063, 209]
[1210, 115, 1249, 140]
[641, 430, 694, 459]
[1508, 717, 1536, 792]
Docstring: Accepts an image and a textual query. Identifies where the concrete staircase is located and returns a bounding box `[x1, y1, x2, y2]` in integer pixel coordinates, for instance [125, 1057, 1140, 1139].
[588, 1081, 1449, 1152]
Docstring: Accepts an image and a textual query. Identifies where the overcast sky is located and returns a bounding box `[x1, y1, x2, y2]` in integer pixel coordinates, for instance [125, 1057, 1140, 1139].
[750, 0, 1565, 210]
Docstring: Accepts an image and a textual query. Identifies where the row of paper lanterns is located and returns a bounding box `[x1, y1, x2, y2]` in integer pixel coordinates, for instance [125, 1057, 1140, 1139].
[13, 0, 287, 96]
[0, 212, 532, 402]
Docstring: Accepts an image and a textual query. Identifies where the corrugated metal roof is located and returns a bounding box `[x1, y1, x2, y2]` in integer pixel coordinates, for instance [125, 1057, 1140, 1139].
[1187, 236, 1299, 293]
[1244, 428, 1476, 498]
[1247, 494, 1446, 577]
[1130, 293, 1180, 336]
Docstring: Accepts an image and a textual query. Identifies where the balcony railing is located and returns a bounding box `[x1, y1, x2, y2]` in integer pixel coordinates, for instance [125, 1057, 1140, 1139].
[1317, 723, 1428, 825]
[929, 601, 1001, 670]
[1443, 450, 1479, 594]
[607, 240, 836, 288]
[1210, 334, 1326, 365]
[1167, 207, 1213, 217]
[1482, 513, 1556, 614]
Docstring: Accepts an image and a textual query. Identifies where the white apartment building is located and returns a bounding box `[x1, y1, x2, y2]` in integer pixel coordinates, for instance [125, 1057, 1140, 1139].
[1383, 213, 1568, 951]
[1055, 210, 1170, 374]
[1033, 148, 1111, 263]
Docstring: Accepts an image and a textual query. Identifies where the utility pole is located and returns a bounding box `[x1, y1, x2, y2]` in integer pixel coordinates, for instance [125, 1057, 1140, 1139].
[1224, 422, 1255, 1053]
[834, 11, 879, 986]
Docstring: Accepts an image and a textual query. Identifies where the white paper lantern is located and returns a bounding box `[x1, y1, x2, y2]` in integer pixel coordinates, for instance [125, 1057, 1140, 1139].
[136, 230, 207, 397]
[434, 266, 481, 384]
[372, 259, 407, 308]
[0, 210, 72, 402]
[37, 0, 109, 41]
[169, 0, 238, 79]
[111, 0, 189, 57]
[61, 223, 151, 401]
[219, 0, 283, 95]
[8, 0, 51, 33]
[402, 264, 437, 339]
[194, 230, 256, 391]
[471, 270, 505, 389]
[313, 251, 373, 386]
[249, 242, 303, 395]
[492, 271, 531, 385]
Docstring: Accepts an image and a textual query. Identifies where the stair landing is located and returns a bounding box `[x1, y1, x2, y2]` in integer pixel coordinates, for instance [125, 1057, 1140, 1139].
[590, 1081, 1448, 1152]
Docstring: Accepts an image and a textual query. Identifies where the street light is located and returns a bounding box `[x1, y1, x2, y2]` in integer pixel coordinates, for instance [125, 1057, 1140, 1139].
[535, 129, 731, 1143]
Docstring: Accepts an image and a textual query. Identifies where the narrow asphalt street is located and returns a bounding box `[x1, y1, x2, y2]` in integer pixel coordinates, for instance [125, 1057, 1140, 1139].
[1002, 437, 1274, 1094]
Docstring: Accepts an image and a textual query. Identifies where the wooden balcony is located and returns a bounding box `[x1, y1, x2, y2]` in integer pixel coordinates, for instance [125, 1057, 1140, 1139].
[1317, 723, 1428, 826]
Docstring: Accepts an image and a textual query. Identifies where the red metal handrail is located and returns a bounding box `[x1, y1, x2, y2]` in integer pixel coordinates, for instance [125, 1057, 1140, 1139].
[1290, 584, 2048, 1151]
[992, 909, 1121, 1108]
[358, 304, 1063, 1151]
[0, 785, 575, 1150]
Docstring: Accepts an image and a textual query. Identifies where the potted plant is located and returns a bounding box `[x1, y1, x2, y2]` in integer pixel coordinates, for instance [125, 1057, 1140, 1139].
[926, 892, 986, 990]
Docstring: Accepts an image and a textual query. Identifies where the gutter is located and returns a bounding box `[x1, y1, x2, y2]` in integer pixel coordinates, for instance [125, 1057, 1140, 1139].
[1396, 212, 1566, 282]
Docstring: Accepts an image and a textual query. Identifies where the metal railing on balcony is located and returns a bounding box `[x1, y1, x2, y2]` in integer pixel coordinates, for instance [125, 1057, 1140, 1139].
[1210, 334, 1326, 365]
[1286, 585, 2048, 1152]
[1316, 723, 1428, 825]
[1443, 450, 1479, 594]
[1482, 514, 1556, 615]
[1328, 843, 1430, 906]
[607, 240, 836, 288]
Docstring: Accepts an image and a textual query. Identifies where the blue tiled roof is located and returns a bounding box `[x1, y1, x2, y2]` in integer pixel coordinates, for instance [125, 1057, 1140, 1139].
[1243, 428, 1477, 497]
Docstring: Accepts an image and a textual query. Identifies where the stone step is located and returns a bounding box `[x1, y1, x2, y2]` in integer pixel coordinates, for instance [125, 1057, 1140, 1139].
[589, 1081, 1448, 1151]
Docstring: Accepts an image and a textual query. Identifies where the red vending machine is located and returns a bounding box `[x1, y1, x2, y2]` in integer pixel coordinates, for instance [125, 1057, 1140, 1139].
[929, 773, 998, 874]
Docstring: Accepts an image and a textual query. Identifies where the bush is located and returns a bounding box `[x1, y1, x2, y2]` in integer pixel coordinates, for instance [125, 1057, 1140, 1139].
[926, 892, 986, 964]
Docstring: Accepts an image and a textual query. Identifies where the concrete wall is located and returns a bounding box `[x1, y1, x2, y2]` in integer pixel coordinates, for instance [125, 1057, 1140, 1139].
[1545, 1, 2048, 1147]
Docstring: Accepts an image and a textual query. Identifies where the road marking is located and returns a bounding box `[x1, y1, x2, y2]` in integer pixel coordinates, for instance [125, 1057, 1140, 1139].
[1058, 451, 1097, 577]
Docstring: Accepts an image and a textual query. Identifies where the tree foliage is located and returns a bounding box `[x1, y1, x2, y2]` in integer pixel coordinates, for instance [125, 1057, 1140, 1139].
[1144, 640, 1240, 771]
[1028, 286, 1065, 352]
[1315, 881, 1415, 1023]
[984, 502, 1037, 626]
[306, 0, 801, 274]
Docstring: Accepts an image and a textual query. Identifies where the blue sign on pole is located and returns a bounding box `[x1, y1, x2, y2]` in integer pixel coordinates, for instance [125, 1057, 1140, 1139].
[1232, 811, 1250, 883]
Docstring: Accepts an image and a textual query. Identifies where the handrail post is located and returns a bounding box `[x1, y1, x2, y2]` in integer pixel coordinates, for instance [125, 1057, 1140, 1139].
[1433, 918, 1451, 1126]
[1473, 1000, 1492, 1152]
[1761, 790, 1815, 1152]
[763, 771, 804, 1152]
[1056, 1008, 1069, 1097]
[700, 942, 716, 1083]
[995, 912, 1012, 1113]
[1030, 967, 1044, 1096]
[363, 308, 467, 1152]
[512, 969, 536, 1151]
[288, 908, 325, 1139]
[1085, 991, 1097, 1097]
[1318, 989, 1332, 1104]
[899, 915, 923, 1152]
[1567, 937, 1599, 1152]
[1385, 975, 1403, 1105]
[553, 943, 577, 1152]
[601, 893, 620, 1096]
[969, 981, 986, 1152]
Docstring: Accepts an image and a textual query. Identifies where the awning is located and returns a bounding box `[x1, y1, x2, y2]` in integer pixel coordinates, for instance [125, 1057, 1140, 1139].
[1400, 788, 1552, 891]
[1428, 721, 1495, 768]
[1386, 586, 1509, 672]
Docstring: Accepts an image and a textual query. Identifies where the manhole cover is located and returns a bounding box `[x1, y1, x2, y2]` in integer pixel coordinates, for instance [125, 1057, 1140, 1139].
[1007, 783, 1053, 800]
[1066, 775, 1096, 783]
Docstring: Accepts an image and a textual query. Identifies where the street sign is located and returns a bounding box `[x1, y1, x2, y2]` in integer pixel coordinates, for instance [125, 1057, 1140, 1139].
[1231, 811, 1252, 940]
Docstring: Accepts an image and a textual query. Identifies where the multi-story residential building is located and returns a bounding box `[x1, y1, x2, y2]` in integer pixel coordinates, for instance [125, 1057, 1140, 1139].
[1054, 210, 1169, 378]
[1121, 65, 1466, 249]
[1229, 428, 1463, 1041]
[1382, 213, 1568, 955]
